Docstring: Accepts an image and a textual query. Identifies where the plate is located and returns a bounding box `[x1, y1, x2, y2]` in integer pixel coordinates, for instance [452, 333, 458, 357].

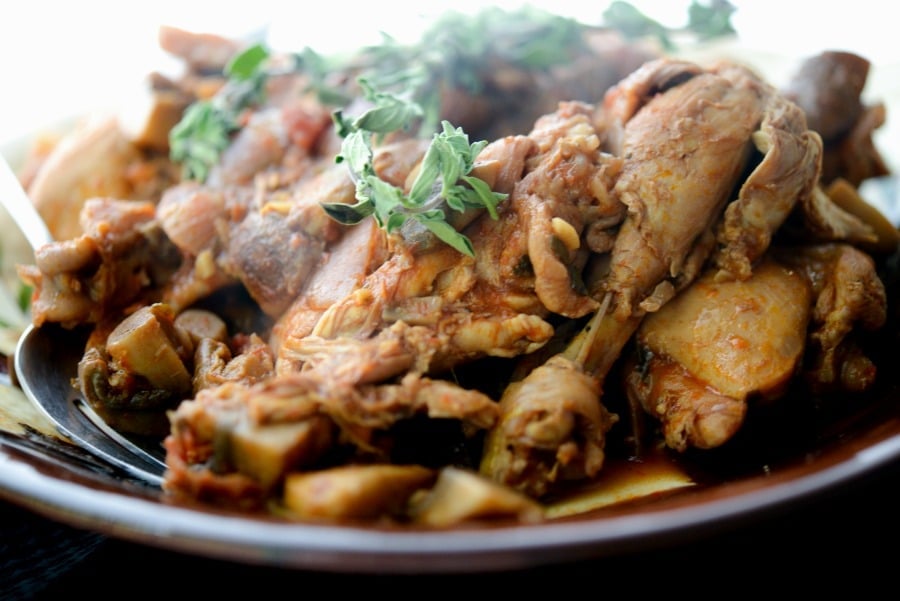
[2, 42, 900, 573]
[2, 377, 900, 572]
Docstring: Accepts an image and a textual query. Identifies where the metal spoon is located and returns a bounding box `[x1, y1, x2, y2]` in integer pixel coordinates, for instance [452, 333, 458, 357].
[0, 157, 165, 486]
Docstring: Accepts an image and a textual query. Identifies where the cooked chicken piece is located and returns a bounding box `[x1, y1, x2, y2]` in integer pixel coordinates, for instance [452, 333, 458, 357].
[285, 322, 421, 386]
[606, 59, 820, 309]
[205, 101, 328, 187]
[269, 219, 389, 358]
[156, 181, 239, 257]
[161, 251, 238, 315]
[223, 209, 328, 317]
[594, 58, 818, 364]
[18, 198, 181, 328]
[288, 239, 556, 375]
[157, 25, 243, 74]
[289, 324, 500, 436]
[480, 354, 616, 497]
[792, 183, 880, 250]
[626, 361, 748, 452]
[516, 102, 625, 317]
[711, 73, 823, 282]
[191, 334, 275, 394]
[627, 240, 888, 452]
[161, 139, 424, 320]
[26, 115, 145, 241]
[772, 243, 887, 392]
[625, 258, 812, 451]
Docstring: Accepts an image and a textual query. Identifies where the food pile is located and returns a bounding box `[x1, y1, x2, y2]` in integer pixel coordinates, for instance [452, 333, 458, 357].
[9, 6, 900, 526]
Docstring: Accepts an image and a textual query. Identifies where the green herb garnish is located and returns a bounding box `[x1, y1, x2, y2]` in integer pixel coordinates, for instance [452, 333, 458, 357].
[348, 7, 589, 136]
[322, 82, 506, 257]
[168, 43, 271, 181]
[167, 5, 737, 181]
[17, 283, 32, 314]
[687, 0, 737, 41]
[602, 1, 736, 50]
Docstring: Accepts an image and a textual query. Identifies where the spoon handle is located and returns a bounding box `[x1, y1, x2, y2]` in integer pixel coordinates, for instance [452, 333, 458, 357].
[0, 157, 53, 251]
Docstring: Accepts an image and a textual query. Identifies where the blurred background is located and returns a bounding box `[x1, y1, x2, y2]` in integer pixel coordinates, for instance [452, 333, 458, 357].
[0, 0, 897, 158]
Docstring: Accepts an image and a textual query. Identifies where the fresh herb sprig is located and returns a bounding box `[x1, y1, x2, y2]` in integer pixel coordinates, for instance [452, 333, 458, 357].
[168, 43, 271, 181]
[346, 7, 590, 136]
[602, 0, 736, 50]
[166, 5, 737, 181]
[322, 81, 506, 258]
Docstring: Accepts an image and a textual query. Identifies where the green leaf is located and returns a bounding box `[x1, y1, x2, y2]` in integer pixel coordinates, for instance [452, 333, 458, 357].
[603, 1, 674, 50]
[462, 175, 504, 219]
[325, 89, 505, 257]
[338, 130, 375, 176]
[320, 200, 373, 225]
[416, 213, 475, 257]
[226, 43, 270, 80]
[353, 80, 423, 134]
[294, 47, 354, 106]
[687, 0, 737, 40]
[407, 145, 442, 204]
[367, 175, 407, 227]
[17, 283, 32, 313]
[168, 101, 237, 181]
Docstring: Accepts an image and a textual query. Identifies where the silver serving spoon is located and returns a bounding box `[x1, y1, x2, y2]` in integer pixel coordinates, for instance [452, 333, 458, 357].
[0, 157, 165, 486]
